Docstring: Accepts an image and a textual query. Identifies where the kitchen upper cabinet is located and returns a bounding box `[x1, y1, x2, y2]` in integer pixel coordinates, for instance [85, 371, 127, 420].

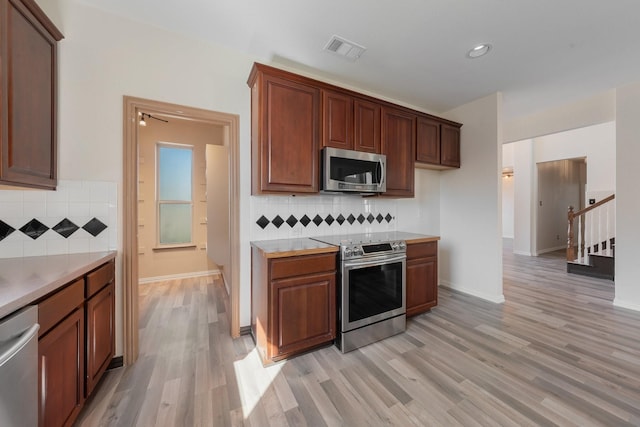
[249, 64, 320, 194]
[440, 123, 461, 168]
[354, 98, 381, 153]
[381, 107, 416, 197]
[416, 117, 461, 169]
[406, 241, 438, 316]
[0, 0, 63, 189]
[322, 91, 381, 154]
[322, 89, 353, 150]
[252, 248, 336, 365]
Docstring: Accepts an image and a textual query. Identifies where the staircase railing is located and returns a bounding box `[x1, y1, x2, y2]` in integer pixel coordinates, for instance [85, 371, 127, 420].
[567, 194, 615, 263]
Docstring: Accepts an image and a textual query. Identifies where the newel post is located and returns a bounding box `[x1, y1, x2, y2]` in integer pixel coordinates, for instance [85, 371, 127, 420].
[567, 206, 575, 261]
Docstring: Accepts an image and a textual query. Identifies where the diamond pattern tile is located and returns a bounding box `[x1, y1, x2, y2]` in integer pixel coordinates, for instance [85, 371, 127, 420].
[336, 214, 345, 225]
[256, 215, 270, 229]
[357, 214, 365, 224]
[20, 219, 49, 240]
[385, 213, 393, 223]
[53, 218, 79, 238]
[367, 214, 375, 223]
[300, 215, 311, 227]
[376, 214, 384, 223]
[272, 215, 284, 229]
[0, 220, 15, 242]
[347, 214, 356, 225]
[286, 215, 298, 228]
[325, 214, 334, 226]
[82, 217, 107, 237]
[313, 214, 323, 226]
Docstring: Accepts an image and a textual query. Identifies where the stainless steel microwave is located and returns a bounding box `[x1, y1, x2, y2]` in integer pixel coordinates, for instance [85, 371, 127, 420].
[321, 147, 386, 194]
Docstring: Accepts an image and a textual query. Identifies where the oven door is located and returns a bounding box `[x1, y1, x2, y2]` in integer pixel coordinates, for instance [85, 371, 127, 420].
[341, 254, 406, 332]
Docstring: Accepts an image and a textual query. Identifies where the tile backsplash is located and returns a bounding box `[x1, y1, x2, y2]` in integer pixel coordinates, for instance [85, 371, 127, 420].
[251, 194, 398, 241]
[0, 180, 117, 258]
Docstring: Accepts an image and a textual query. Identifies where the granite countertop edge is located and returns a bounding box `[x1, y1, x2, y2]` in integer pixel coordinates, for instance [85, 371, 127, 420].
[0, 251, 117, 320]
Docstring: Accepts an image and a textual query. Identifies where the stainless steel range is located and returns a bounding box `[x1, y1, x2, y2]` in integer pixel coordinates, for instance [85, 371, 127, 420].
[311, 232, 406, 352]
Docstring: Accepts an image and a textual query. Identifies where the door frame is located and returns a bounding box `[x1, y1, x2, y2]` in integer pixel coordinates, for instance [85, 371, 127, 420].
[123, 96, 240, 365]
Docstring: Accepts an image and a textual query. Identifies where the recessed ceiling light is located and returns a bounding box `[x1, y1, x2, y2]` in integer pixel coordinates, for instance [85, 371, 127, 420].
[467, 43, 492, 59]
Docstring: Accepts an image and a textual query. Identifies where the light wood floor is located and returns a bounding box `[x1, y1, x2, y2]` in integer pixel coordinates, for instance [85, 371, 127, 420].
[77, 250, 640, 426]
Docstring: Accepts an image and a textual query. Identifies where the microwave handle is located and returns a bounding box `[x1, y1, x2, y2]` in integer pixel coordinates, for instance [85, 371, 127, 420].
[378, 159, 385, 186]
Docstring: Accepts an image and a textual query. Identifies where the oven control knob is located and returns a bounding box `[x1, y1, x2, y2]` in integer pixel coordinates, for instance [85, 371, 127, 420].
[355, 247, 363, 256]
[391, 242, 399, 251]
[344, 247, 353, 258]
[399, 242, 406, 250]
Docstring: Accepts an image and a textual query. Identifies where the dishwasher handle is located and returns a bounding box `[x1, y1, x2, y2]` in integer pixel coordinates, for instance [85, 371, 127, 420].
[0, 323, 40, 367]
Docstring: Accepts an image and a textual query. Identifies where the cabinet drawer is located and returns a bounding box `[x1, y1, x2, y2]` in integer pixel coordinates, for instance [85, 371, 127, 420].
[407, 242, 437, 259]
[86, 261, 115, 298]
[271, 254, 336, 280]
[38, 278, 84, 337]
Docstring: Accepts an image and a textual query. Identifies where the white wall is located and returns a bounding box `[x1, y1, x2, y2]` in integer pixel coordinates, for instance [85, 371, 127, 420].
[511, 139, 535, 255]
[503, 90, 616, 143]
[440, 93, 504, 303]
[614, 82, 640, 310]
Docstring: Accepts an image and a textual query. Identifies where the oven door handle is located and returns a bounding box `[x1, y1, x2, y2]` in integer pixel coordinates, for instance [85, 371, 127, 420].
[343, 254, 406, 269]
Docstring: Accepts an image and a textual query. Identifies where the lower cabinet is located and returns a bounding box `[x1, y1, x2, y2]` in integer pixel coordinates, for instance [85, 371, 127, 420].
[85, 282, 115, 395]
[37, 260, 115, 427]
[406, 241, 438, 316]
[252, 249, 336, 364]
[38, 307, 84, 427]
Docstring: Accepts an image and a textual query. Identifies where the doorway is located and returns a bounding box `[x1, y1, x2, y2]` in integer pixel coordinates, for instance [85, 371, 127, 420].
[122, 96, 240, 365]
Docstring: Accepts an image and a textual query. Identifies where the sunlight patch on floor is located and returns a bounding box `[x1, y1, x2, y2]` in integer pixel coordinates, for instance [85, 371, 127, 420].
[233, 348, 285, 419]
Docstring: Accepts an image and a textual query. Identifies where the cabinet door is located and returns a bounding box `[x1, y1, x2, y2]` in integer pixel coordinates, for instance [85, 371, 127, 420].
[406, 256, 438, 316]
[322, 90, 353, 150]
[271, 272, 336, 359]
[416, 117, 441, 164]
[381, 107, 415, 197]
[39, 307, 84, 427]
[354, 98, 381, 153]
[85, 282, 115, 396]
[1, 0, 61, 189]
[255, 74, 320, 193]
[440, 124, 461, 168]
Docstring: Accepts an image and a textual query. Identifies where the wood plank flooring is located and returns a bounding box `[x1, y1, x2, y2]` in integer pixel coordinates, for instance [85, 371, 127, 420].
[77, 250, 640, 426]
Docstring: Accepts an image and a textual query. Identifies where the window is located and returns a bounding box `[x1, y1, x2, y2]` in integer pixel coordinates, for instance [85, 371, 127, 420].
[157, 143, 193, 246]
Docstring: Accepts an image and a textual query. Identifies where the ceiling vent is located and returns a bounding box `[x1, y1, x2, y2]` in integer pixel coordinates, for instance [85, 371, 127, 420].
[324, 35, 366, 61]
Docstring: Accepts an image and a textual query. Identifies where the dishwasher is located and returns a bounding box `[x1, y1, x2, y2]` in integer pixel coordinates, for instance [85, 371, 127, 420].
[0, 306, 40, 427]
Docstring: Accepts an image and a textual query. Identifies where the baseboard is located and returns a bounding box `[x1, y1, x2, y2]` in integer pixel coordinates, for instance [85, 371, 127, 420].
[107, 356, 124, 370]
[439, 281, 506, 303]
[239, 325, 252, 335]
[535, 245, 566, 255]
[513, 250, 533, 256]
[139, 269, 221, 284]
[613, 298, 640, 312]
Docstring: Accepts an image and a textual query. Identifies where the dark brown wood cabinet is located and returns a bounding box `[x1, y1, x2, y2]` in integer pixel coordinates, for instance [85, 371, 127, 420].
[249, 64, 320, 194]
[37, 260, 115, 427]
[248, 62, 461, 196]
[322, 90, 381, 154]
[38, 279, 85, 427]
[0, 0, 63, 189]
[440, 123, 461, 168]
[416, 117, 461, 169]
[252, 248, 336, 364]
[85, 261, 115, 396]
[406, 241, 438, 316]
[322, 89, 353, 150]
[381, 107, 416, 197]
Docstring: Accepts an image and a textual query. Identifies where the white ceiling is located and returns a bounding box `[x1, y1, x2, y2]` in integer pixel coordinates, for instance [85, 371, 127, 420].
[77, 0, 640, 119]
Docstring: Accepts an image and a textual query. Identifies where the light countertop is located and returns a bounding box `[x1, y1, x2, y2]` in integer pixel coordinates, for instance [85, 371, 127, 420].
[0, 251, 117, 320]
[251, 238, 338, 259]
[250, 232, 439, 259]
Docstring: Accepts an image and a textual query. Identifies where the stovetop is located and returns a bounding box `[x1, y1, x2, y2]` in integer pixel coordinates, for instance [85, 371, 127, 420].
[311, 232, 406, 260]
